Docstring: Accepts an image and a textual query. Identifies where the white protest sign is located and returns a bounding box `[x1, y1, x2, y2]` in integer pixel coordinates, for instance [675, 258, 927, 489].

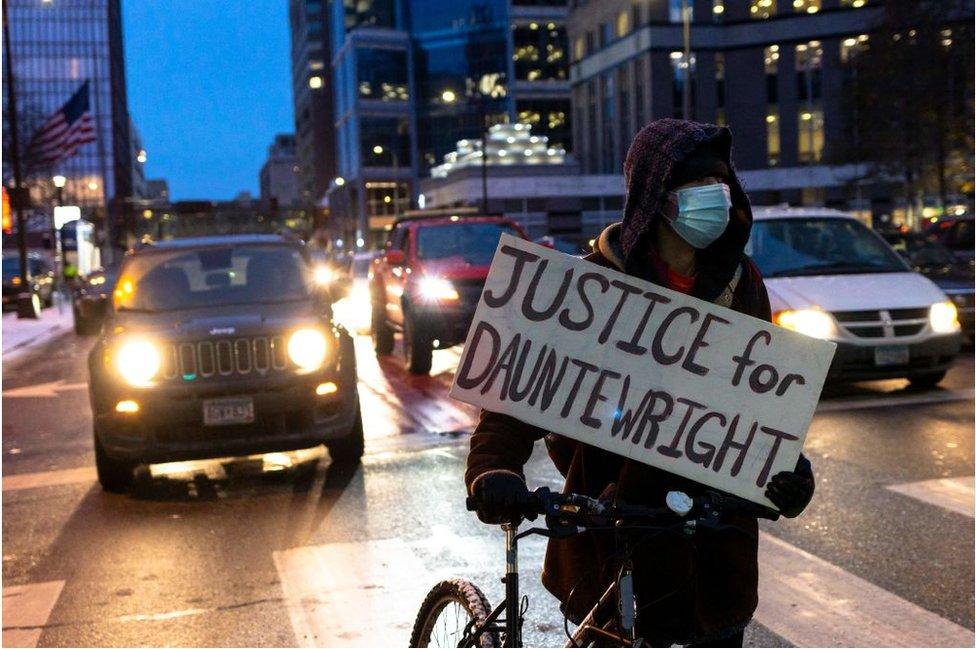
[450, 234, 836, 508]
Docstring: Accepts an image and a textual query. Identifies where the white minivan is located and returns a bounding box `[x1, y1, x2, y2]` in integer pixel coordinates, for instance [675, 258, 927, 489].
[748, 207, 962, 387]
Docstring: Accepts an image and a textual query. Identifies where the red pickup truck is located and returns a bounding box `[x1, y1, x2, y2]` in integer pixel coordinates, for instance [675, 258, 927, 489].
[370, 215, 528, 374]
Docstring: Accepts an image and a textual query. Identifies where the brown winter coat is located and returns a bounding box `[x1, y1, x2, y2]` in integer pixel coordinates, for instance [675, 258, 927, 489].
[464, 120, 777, 645]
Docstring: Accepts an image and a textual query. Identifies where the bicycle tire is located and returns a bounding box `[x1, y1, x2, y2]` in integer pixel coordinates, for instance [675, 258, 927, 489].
[409, 578, 499, 648]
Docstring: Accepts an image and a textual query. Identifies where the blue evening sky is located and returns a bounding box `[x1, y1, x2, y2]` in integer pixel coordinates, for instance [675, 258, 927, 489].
[123, 1, 294, 200]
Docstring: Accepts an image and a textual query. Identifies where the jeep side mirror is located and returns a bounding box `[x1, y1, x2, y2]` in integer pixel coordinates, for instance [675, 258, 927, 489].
[386, 249, 405, 266]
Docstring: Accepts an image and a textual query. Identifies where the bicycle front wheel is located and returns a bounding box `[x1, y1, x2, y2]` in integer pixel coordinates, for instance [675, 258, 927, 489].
[410, 578, 499, 648]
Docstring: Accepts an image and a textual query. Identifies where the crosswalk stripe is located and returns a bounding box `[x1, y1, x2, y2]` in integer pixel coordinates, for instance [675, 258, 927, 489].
[274, 531, 974, 649]
[2, 466, 95, 492]
[885, 476, 974, 518]
[2, 581, 65, 648]
[756, 533, 974, 647]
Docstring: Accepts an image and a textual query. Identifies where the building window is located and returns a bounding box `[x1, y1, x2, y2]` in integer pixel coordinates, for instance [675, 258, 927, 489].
[766, 109, 780, 166]
[616, 10, 630, 37]
[632, 3, 642, 28]
[343, 0, 395, 30]
[308, 76, 323, 89]
[617, 65, 631, 146]
[670, 51, 696, 119]
[573, 36, 585, 61]
[796, 40, 823, 102]
[840, 0, 867, 6]
[764, 45, 779, 103]
[601, 73, 616, 172]
[669, 0, 693, 23]
[587, 79, 599, 172]
[513, 23, 567, 82]
[634, 57, 646, 129]
[713, 0, 725, 22]
[715, 52, 726, 123]
[361, 117, 411, 167]
[356, 48, 408, 101]
[793, 0, 820, 13]
[585, 31, 595, 55]
[750, 0, 776, 19]
[798, 108, 824, 163]
[599, 21, 613, 48]
[840, 34, 869, 63]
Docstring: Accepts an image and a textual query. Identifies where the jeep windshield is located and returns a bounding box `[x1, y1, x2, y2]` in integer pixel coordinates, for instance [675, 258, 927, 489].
[748, 217, 909, 278]
[415, 222, 520, 266]
[114, 244, 310, 313]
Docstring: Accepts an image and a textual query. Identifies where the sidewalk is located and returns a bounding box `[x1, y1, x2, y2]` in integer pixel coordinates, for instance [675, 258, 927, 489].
[2, 299, 74, 364]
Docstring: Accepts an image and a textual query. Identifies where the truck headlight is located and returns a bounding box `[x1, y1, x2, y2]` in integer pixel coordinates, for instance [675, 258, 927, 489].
[773, 309, 836, 339]
[929, 301, 960, 333]
[115, 339, 161, 386]
[287, 328, 329, 370]
[418, 276, 459, 302]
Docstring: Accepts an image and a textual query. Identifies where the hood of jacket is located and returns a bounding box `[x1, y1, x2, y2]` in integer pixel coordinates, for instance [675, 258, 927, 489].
[618, 118, 753, 301]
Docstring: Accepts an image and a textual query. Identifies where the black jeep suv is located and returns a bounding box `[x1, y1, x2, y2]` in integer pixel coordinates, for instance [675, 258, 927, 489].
[87, 235, 362, 492]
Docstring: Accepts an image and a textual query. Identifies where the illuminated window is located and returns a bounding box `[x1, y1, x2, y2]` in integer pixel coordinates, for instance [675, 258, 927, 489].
[713, 0, 725, 22]
[670, 51, 697, 119]
[840, 0, 867, 6]
[840, 34, 869, 63]
[796, 40, 823, 102]
[616, 10, 630, 37]
[750, 0, 776, 19]
[764, 45, 779, 103]
[574, 36, 584, 61]
[792, 0, 820, 13]
[766, 110, 780, 166]
[308, 76, 323, 89]
[798, 107, 824, 164]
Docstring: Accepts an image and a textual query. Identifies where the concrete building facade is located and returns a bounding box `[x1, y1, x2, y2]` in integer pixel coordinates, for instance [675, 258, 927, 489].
[259, 134, 301, 208]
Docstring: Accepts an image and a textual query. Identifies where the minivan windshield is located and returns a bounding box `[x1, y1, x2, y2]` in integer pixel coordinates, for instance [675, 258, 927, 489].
[416, 222, 519, 265]
[114, 244, 310, 313]
[748, 217, 909, 278]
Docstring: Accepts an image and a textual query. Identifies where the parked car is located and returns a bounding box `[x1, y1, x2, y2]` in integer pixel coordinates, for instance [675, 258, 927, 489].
[883, 232, 974, 337]
[87, 234, 362, 492]
[71, 264, 119, 335]
[2, 252, 55, 312]
[926, 215, 974, 265]
[370, 215, 528, 374]
[749, 207, 962, 387]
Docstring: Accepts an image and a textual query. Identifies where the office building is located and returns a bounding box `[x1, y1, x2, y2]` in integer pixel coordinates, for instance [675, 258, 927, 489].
[566, 0, 971, 224]
[2, 0, 132, 247]
[325, 0, 572, 246]
[289, 0, 337, 208]
[259, 134, 301, 207]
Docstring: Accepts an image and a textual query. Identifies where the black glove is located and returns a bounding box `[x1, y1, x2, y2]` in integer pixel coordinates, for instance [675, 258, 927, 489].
[472, 471, 534, 524]
[765, 455, 815, 518]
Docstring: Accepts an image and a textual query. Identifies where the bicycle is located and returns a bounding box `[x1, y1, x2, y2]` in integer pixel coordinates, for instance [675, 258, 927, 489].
[409, 487, 775, 648]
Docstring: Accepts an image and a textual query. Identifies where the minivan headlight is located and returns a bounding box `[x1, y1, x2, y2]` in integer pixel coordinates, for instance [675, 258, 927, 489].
[115, 339, 161, 386]
[773, 309, 836, 339]
[287, 328, 329, 370]
[929, 301, 960, 334]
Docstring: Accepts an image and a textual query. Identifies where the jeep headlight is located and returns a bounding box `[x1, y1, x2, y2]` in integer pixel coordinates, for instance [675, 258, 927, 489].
[115, 339, 161, 386]
[287, 327, 329, 370]
[929, 301, 960, 334]
[773, 309, 836, 340]
[418, 276, 459, 302]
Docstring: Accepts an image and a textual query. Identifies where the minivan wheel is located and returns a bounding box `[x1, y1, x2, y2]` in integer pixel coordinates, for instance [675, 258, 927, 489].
[372, 305, 394, 355]
[328, 407, 364, 465]
[404, 313, 433, 375]
[94, 433, 136, 493]
[908, 370, 947, 389]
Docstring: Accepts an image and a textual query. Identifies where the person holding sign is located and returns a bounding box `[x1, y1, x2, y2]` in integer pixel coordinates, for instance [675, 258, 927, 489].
[465, 119, 815, 647]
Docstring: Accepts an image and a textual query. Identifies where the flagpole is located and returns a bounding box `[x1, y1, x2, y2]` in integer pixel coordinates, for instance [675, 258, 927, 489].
[2, 1, 38, 318]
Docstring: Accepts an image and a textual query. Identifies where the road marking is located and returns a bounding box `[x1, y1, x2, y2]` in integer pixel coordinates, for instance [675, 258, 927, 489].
[2, 581, 65, 648]
[817, 389, 974, 413]
[885, 476, 974, 518]
[273, 538, 432, 647]
[756, 533, 975, 647]
[1, 380, 88, 399]
[2, 466, 96, 492]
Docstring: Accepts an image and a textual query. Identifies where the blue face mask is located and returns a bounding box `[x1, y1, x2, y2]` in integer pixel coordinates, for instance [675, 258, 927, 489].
[667, 183, 733, 249]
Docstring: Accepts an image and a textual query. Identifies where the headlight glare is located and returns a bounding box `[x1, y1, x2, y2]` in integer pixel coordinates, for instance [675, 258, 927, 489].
[418, 276, 459, 301]
[929, 301, 959, 333]
[773, 309, 836, 339]
[313, 265, 334, 286]
[287, 328, 329, 370]
[115, 339, 161, 386]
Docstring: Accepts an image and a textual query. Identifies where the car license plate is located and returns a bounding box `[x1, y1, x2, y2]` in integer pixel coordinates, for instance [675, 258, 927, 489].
[874, 346, 909, 367]
[203, 397, 255, 426]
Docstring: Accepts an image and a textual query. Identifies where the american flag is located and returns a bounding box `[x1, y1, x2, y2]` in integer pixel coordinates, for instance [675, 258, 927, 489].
[26, 81, 97, 166]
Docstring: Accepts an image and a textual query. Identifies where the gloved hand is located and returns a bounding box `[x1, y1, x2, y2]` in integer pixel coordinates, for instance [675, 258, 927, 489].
[472, 471, 535, 524]
[764, 455, 815, 518]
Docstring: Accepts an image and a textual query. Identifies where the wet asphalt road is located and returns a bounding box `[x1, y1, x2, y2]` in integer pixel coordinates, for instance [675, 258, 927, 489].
[1, 330, 973, 647]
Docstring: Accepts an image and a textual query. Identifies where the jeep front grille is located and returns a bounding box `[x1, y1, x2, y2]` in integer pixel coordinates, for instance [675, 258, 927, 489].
[832, 307, 929, 339]
[161, 336, 289, 380]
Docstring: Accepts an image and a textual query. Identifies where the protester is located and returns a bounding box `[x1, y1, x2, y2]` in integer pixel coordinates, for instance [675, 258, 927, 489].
[466, 118, 815, 647]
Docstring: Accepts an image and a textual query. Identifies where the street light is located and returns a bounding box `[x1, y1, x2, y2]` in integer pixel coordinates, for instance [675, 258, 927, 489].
[373, 144, 384, 155]
[441, 89, 457, 103]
